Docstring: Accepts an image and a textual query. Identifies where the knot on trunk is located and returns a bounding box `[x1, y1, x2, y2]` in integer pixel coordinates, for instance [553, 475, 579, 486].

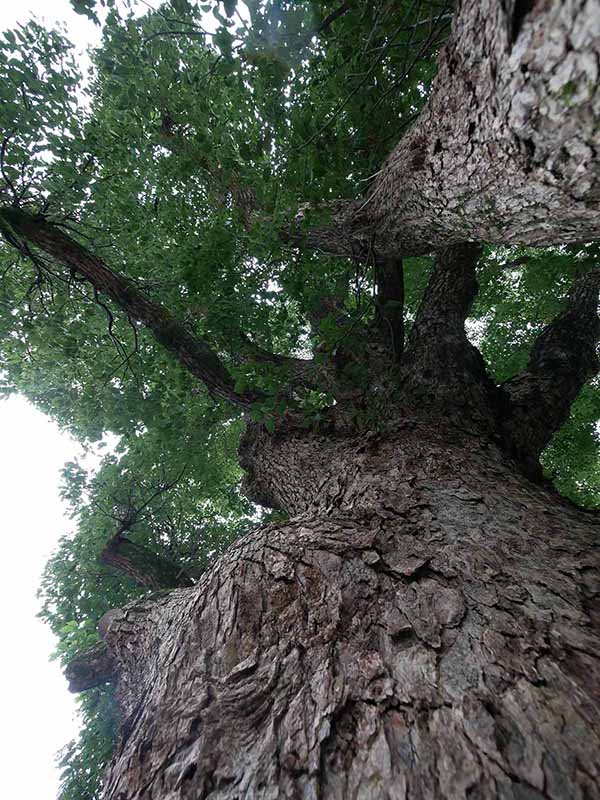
[64, 640, 118, 693]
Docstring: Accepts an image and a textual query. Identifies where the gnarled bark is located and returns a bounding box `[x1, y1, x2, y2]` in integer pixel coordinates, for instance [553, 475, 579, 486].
[101, 424, 600, 799]
[326, 0, 600, 258]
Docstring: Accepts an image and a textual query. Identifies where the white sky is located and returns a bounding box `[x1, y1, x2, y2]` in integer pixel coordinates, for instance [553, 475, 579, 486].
[0, 2, 105, 797]
[0, 395, 83, 797]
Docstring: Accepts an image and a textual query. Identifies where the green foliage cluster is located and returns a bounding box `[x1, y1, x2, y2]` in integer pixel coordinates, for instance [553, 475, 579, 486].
[0, 2, 597, 797]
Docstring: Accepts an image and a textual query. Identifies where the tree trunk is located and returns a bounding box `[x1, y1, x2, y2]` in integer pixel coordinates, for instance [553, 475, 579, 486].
[101, 422, 600, 799]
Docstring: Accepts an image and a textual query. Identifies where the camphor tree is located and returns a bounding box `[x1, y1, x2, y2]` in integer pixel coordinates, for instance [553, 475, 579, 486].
[1, 0, 600, 797]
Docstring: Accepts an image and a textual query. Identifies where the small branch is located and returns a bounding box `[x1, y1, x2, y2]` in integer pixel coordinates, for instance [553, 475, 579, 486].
[238, 334, 318, 389]
[0, 133, 18, 204]
[502, 268, 600, 470]
[143, 29, 207, 46]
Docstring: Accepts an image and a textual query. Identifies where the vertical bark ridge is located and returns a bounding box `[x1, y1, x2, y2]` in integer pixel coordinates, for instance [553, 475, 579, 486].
[502, 268, 600, 468]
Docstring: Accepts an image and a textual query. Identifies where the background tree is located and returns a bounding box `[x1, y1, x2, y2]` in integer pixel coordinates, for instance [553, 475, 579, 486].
[1, 1, 599, 798]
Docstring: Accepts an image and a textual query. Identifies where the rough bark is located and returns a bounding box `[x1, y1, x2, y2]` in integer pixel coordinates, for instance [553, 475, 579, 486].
[101, 423, 600, 799]
[327, 0, 600, 258]
[15, 3, 599, 794]
[400, 242, 503, 427]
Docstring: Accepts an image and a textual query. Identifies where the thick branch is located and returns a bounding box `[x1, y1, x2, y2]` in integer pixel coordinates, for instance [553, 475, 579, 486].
[317, 2, 352, 35]
[358, 0, 600, 256]
[404, 241, 482, 362]
[100, 534, 194, 590]
[502, 269, 600, 468]
[64, 641, 117, 693]
[0, 207, 261, 409]
[237, 334, 317, 390]
[401, 242, 500, 420]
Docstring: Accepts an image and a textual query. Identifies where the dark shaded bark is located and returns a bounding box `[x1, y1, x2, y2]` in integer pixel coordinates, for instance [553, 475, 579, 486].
[100, 534, 194, 590]
[400, 242, 503, 425]
[101, 424, 600, 799]
[0, 207, 261, 409]
[64, 641, 117, 693]
[375, 257, 405, 361]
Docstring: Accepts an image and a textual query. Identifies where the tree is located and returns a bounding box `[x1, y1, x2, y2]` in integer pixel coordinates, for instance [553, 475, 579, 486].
[1, 0, 600, 797]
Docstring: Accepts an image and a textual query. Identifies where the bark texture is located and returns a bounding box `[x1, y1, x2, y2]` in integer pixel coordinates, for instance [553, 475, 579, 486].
[102, 424, 600, 799]
[344, 0, 600, 257]
[399, 243, 503, 428]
